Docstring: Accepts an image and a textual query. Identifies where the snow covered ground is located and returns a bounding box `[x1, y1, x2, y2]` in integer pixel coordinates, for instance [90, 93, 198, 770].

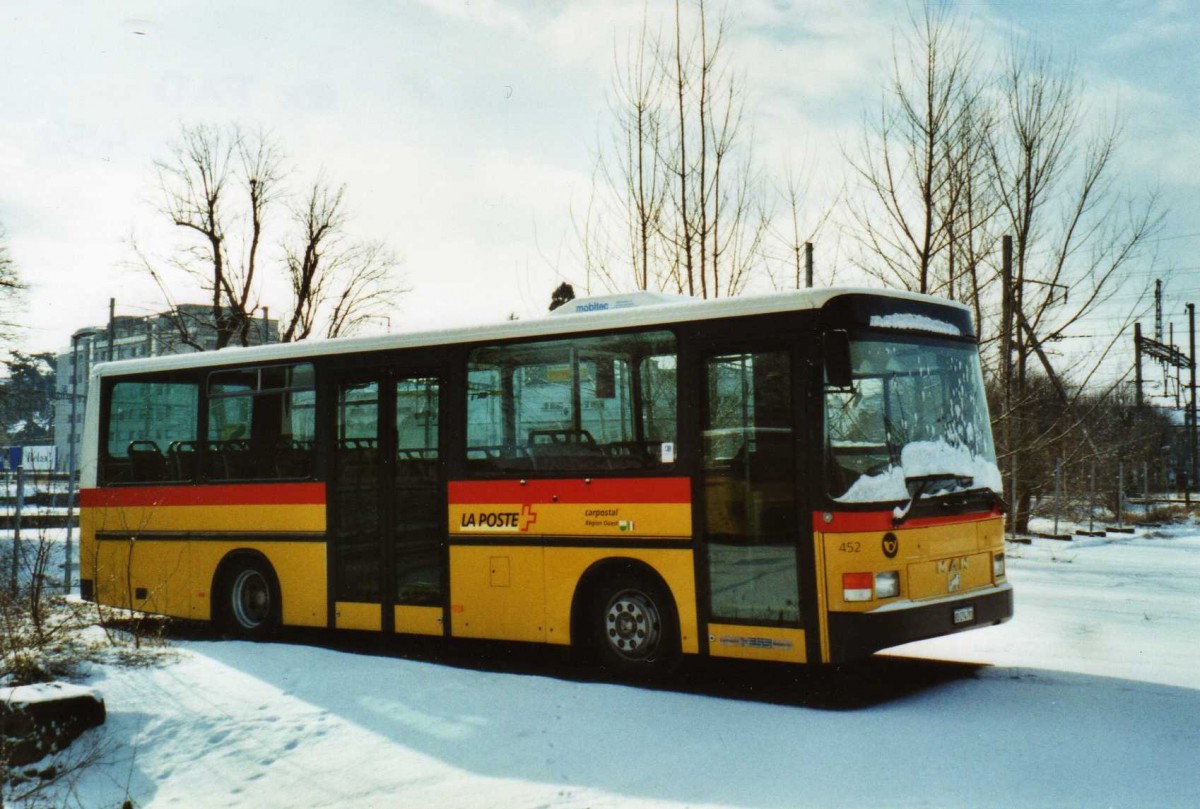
[34, 525, 1200, 807]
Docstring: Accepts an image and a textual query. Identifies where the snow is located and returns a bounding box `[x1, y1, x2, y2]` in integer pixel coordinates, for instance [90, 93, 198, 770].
[16, 524, 1200, 808]
[868, 313, 962, 336]
[837, 439, 1004, 504]
[1, 681, 99, 705]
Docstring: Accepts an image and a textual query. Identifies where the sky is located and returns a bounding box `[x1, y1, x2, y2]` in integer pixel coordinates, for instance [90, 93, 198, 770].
[1, 0, 1198, 384]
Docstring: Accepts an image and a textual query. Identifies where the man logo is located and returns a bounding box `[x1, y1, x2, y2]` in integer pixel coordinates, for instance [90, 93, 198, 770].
[882, 532, 899, 559]
[948, 570, 962, 592]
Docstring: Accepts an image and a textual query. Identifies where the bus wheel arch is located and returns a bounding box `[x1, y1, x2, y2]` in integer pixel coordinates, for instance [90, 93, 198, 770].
[212, 551, 281, 639]
[571, 558, 682, 679]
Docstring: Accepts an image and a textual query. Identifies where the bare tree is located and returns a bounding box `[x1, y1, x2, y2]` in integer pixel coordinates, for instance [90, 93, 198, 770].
[141, 123, 403, 347]
[617, 11, 669, 293]
[987, 40, 1164, 530]
[280, 180, 402, 341]
[846, 2, 990, 297]
[990, 41, 1161, 370]
[145, 124, 280, 349]
[579, 0, 770, 299]
[764, 158, 839, 291]
[576, 11, 670, 295]
[848, 5, 1167, 532]
[665, 0, 770, 298]
[0, 224, 25, 341]
[938, 90, 1001, 342]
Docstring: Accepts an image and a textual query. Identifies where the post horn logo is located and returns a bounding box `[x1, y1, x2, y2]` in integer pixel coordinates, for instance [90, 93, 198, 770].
[882, 532, 899, 559]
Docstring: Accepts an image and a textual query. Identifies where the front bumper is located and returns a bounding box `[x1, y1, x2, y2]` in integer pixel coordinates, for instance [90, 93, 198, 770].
[827, 582, 1013, 663]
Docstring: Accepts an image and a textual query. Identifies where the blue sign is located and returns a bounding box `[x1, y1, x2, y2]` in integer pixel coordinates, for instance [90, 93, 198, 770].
[1, 447, 20, 471]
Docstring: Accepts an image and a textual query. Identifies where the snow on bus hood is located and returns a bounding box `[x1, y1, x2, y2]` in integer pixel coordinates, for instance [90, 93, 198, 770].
[836, 440, 1003, 503]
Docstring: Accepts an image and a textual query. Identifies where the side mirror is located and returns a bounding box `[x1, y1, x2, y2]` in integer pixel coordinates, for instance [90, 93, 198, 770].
[823, 331, 852, 388]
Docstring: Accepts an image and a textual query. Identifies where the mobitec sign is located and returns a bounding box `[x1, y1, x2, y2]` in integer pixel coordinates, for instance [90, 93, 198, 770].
[574, 299, 636, 313]
[0, 445, 57, 471]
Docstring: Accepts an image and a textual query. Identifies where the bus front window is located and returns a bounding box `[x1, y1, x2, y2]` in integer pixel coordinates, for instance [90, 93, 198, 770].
[825, 337, 1000, 505]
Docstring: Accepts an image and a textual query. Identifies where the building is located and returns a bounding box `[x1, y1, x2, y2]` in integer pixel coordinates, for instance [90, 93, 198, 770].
[54, 305, 279, 473]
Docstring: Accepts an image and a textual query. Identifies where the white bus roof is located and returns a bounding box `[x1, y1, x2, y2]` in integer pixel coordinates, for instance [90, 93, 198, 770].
[89, 287, 968, 379]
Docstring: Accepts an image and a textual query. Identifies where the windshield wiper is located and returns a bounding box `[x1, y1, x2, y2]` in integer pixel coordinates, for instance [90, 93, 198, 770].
[881, 412, 903, 466]
[892, 473, 974, 525]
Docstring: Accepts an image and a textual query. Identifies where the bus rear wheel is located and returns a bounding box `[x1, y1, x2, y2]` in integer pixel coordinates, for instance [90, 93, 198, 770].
[219, 558, 280, 639]
[591, 573, 680, 679]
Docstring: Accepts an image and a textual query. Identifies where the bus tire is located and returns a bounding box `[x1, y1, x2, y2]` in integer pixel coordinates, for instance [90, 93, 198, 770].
[590, 570, 681, 680]
[218, 557, 280, 639]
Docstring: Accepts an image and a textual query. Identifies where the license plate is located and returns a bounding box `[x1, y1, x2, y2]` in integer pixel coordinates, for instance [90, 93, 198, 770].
[953, 606, 975, 625]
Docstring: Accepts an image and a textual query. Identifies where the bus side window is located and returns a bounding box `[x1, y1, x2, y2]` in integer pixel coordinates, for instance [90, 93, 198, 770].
[104, 379, 199, 485]
[466, 331, 677, 475]
[207, 364, 315, 481]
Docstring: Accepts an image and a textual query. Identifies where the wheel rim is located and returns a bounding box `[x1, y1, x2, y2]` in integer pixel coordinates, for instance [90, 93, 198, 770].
[231, 569, 271, 629]
[604, 588, 662, 660]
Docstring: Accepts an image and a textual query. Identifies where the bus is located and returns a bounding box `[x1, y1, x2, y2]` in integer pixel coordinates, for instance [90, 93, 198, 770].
[78, 288, 1012, 677]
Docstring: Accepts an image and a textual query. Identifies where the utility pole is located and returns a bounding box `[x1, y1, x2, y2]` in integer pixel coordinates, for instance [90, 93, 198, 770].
[804, 242, 814, 289]
[1155, 280, 1163, 343]
[1189, 303, 1197, 500]
[64, 333, 81, 593]
[1134, 322, 1144, 407]
[107, 297, 116, 362]
[1001, 235, 1017, 536]
[1134, 316, 1189, 409]
[1171, 322, 1178, 406]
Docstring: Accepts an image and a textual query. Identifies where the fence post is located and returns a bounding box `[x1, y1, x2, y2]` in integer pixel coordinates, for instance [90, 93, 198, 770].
[1053, 458, 1062, 535]
[1088, 461, 1096, 534]
[64, 468, 76, 595]
[1117, 461, 1125, 526]
[10, 465, 23, 596]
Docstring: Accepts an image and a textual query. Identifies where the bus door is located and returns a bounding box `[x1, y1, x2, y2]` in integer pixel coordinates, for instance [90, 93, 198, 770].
[331, 367, 445, 635]
[698, 342, 810, 663]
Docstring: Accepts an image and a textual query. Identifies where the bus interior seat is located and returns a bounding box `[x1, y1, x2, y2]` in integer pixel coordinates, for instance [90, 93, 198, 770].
[336, 438, 380, 490]
[396, 447, 439, 483]
[600, 441, 652, 470]
[218, 439, 255, 480]
[127, 440, 166, 482]
[274, 439, 314, 479]
[166, 440, 198, 482]
[529, 428, 597, 446]
[527, 428, 607, 470]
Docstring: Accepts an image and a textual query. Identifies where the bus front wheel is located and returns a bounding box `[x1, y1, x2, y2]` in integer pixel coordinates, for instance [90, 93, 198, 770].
[591, 573, 681, 679]
[218, 558, 280, 639]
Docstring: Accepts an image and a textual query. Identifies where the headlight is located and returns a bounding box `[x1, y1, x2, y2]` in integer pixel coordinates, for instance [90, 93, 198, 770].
[993, 552, 1006, 580]
[875, 571, 900, 599]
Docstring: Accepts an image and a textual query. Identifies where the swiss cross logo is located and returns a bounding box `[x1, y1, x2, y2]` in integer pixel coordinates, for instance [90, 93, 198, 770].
[518, 504, 538, 532]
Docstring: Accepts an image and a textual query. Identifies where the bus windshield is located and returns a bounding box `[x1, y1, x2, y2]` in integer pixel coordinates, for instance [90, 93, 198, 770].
[825, 336, 1000, 505]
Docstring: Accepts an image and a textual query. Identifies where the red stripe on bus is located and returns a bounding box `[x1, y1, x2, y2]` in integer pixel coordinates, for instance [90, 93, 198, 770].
[814, 508, 1000, 533]
[80, 482, 326, 509]
[449, 477, 691, 505]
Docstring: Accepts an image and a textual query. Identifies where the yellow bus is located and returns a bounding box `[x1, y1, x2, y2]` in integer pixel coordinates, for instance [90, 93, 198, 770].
[79, 288, 1011, 676]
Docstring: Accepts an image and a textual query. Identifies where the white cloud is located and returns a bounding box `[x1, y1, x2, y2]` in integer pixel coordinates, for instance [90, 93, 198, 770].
[1104, 0, 1198, 52]
[414, 0, 531, 32]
